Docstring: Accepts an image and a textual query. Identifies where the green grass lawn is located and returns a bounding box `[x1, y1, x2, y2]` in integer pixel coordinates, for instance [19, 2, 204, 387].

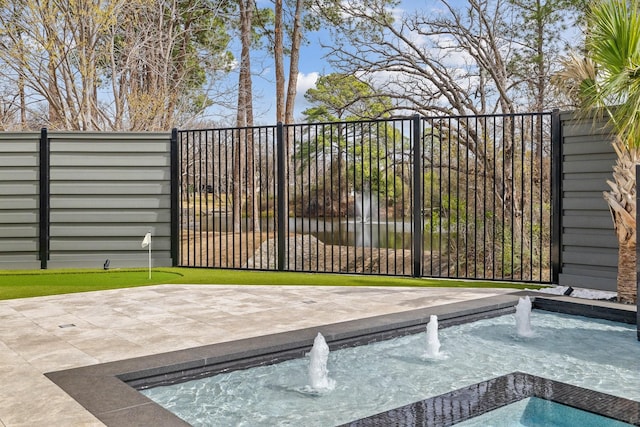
[0, 267, 542, 300]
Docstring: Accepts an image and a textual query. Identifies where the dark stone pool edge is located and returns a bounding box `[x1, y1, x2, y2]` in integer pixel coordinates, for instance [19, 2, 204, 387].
[44, 292, 638, 427]
[340, 372, 640, 426]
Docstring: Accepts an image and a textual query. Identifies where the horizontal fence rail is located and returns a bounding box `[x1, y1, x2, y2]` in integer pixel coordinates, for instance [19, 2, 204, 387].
[178, 112, 555, 282]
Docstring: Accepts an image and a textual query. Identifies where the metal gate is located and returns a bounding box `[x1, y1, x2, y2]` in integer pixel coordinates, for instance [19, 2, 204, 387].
[178, 112, 558, 283]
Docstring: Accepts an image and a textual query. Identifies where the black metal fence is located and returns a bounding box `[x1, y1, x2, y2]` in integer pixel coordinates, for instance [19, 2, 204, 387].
[179, 112, 558, 283]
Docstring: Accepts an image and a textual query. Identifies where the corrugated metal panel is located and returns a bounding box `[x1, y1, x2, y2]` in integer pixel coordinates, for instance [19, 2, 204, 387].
[558, 112, 617, 291]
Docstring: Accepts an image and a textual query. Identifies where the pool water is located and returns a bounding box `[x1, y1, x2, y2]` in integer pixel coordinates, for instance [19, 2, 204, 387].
[454, 397, 634, 427]
[141, 311, 640, 426]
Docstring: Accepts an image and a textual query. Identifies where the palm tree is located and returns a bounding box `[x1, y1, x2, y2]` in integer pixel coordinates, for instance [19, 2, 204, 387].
[564, 0, 640, 303]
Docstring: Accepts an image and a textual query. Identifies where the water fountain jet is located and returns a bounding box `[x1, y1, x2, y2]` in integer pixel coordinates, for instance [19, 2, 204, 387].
[424, 315, 442, 358]
[515, 296, 534, 337]
[307, 332, 335, 391]
[355, 191, 373, 224]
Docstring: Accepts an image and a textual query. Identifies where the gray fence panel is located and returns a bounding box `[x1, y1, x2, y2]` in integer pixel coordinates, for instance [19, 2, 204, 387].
[559, 112, 617, 291]
[0, 133, 41, 268]
[47, 132, 172, 269]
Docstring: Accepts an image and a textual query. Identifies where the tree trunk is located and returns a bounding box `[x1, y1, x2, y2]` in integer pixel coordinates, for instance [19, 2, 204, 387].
[617, 238, 636, 303]
[604, 138, 638, 304]
[284, 0, 303, 125]
[274, 0, 284, 122]
[234, 0, 259, 233]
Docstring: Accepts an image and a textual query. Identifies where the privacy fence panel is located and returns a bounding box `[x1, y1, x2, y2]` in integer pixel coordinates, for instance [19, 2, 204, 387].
[0, 131, 175, 270]
[558, 112, 618, 291]
[179, 113, 556, 283]
[47, 132, 174, 268]
[0, 133, 41, 269]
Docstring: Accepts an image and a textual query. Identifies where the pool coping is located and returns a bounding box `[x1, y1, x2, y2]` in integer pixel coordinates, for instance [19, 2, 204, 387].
[342, 371, 640, 426]
[45, 292, 638, 426]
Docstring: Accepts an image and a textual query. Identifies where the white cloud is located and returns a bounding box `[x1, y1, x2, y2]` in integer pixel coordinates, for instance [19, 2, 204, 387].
[294, 71, 320, 118]
[296, 71, 320, 96]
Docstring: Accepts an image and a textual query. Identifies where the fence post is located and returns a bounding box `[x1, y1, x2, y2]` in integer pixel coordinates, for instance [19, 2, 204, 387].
[170, 128, 180, 267]
[39, 128, 50, 269]
[550, 109, 562, 284]
[276, 122, 286, 271]
[412, 115, 423, 277]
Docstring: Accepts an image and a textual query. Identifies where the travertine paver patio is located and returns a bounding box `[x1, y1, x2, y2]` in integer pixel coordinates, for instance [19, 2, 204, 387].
[0, 284, 516, 427]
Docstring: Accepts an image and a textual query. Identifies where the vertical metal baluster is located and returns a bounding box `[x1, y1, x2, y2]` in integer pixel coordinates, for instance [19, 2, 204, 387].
[327, 123, 333, 273]
[398, 118, 402, 275]
[257, 128, 263, 269]
[276, 122, 286, 272]
[455, 118, 461, 278]
[292, 125, 297, 271]
[464, 117, 470, 278]
[335, 122, 340, 273]
[346, 122, 351, 273]
[520, 115, 525, 280]
[375, 121, 381, 274]
[447, 117, 453, 277]
[385, 122, 390, 275]
[538, 114, 544, 281]
[205, 130, 210, 266]
[178, 131, 184, 266]
[199, 130, 204, 266]
[186, 131, 191, 266]
[529, 115, 534, 280]
[473, 116, 478, 278]
[244, 128, 249, 269]
[232, 130, 237, 269]
[492, 117, 497, 279]
[412, 115, 423, 278]
[429, 117, 434, 277]
[252, 128, 257, 270]
[211, 130, 216, 267]
[482, 117, 487, 279]
[511, 115, 516, 280]
[221, 129, 226, 268]
[360, 121, 365, 274]
[311, 123, 316, 272]
[500, 116, 513, 279]
[216, 129, 220, 268]
[313, 124, 318, 271]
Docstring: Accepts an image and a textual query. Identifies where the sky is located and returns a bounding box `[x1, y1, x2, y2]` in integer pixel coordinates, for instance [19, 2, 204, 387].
[237, 0, 495, 125]
[213, 0, 582, 126]
[212, 1, 418, 125]
[218, 20, 333, 124]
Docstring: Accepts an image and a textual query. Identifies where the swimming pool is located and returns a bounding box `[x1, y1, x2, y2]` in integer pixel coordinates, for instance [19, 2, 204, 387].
[455, 397, 633, 427]
[140, 310, 640, 426]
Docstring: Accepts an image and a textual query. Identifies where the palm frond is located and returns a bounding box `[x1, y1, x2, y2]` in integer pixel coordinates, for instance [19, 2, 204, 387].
[586, 0, 640, 148]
